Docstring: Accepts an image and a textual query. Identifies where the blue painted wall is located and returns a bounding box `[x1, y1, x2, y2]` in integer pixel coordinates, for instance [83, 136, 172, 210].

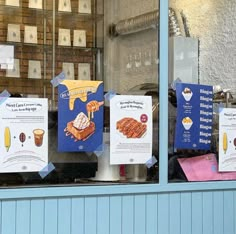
[1, 189, 236, 234]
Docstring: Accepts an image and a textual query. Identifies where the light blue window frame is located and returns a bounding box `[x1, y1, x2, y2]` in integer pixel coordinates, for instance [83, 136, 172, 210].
[1, 0, 236, 200]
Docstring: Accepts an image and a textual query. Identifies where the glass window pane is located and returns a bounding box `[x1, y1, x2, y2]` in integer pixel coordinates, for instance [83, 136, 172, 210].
[0, 0, 160, 187]
[168, 0, 236, 182]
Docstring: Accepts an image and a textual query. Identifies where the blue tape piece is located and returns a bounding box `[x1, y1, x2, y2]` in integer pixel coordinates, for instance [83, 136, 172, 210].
[94, 144, 108, 157]
[171, 78, 182, 90]
[214, 103, 224, 114]
[39, 162, 55, 179]
[218, 103, 224, 113]
[104, 90, 116, 101]
[211, 165, 217, 172]
[0, 90, 10, 105]
[145, 156, 157, 168]
[51, 71, 66, 87]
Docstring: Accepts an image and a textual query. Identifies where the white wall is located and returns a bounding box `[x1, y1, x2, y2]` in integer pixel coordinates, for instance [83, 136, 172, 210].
[171, 0, 236, 93]
[104, 0, 236, 95]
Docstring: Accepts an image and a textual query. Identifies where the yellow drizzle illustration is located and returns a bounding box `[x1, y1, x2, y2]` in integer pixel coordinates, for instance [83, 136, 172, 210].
[4, 127, 11, 152]
[62, 80, 103, 110]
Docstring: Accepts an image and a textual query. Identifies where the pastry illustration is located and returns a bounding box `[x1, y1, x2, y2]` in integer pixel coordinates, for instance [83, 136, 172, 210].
[86, 100, 104, 120]
[64, 112, 95, 141]
[182, 87, 193, 101]
[182, 117, 193, 130]
[116, 117, 147, 138]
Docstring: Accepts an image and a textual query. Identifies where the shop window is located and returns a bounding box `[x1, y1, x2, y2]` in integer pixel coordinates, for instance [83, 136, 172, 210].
[168, 0, 236, 182]
[0, 0, 160, 187]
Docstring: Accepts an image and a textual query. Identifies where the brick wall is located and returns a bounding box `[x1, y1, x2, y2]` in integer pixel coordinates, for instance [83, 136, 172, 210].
[0, 0, 97, 99]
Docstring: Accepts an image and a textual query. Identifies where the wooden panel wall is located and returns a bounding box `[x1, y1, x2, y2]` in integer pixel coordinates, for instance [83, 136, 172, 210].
[1, 190, 236, 234]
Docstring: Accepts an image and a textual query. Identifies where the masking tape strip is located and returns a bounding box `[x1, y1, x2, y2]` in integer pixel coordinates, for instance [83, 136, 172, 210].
[171, 78, 182, 90]
[145, 156, 157, 168]
[0, 90, 10, 105]
[104, 90, 116, 101]
[94, 144, 108, 157]
[51, 71, 66, 87]
[39, 162, 55, 179]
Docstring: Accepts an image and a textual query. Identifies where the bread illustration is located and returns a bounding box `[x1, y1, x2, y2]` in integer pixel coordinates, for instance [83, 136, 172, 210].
[64, 112, 95, 141]
[116, 117, 147, 138]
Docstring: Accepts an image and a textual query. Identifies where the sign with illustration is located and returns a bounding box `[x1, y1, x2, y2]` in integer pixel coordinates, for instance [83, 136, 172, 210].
[219, 108, 236, 171]
[0, 98, 48, 172]
[174, 83, 213, 150]
[58, 80, 104, 152]
[110, 95, 152, 164]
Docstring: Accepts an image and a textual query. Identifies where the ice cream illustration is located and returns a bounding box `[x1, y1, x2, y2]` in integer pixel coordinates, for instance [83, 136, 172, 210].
[182, 87, 193, 102]
[64, 112, 95, 141]
[182, 117, 193, 130]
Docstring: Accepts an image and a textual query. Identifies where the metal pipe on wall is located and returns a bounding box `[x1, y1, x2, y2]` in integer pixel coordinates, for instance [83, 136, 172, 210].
[109, 8, 184, 37]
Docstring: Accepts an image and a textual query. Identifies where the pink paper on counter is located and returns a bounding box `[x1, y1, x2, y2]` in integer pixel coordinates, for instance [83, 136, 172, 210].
[178, 153, 236, 181]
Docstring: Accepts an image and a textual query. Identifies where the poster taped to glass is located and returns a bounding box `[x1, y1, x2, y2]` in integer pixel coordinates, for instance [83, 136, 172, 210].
[219, 108, 236, 171]
[0, 98, 48, 173]
[110, 95, 152, 164]
[58, 80, 104, 152]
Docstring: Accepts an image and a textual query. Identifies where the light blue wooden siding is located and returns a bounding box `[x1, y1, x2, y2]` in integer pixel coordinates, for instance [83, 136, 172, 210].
[16, 200, 30, 234]
[45, 199, 58, 234]
[1, 190, 236, 234]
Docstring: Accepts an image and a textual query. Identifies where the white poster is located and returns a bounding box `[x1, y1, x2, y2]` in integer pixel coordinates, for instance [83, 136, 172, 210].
[58, 28, 71, 46]
[29, 0, 43, 9]
[78, 0, 91, 14]
[58, 0, 71, 12]
[6, 58, 20, 78]
[78, 63, 90, 80]
[7, 24, 21, 42]
[28, 60, 41, 79]
[110, 95, 153, 165]
[62, 62, 74, 80]
[24, 25, 38, 44]
[5, 0, 19, 6]
[219, 108, 236, 171]
[0, 98, 48, 172]
[73, 30, 86, 47]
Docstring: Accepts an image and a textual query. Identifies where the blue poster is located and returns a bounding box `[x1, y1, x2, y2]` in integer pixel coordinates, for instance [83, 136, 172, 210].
[174, 83, 213, 150]
[58, 80, 104, 152]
